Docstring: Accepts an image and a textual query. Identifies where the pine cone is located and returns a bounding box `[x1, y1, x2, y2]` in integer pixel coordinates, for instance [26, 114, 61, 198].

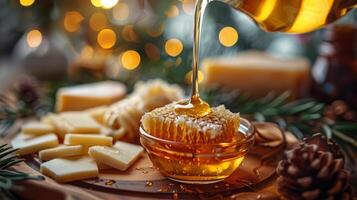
[324, 100, 356, 122]
[276, 134, 353, 200]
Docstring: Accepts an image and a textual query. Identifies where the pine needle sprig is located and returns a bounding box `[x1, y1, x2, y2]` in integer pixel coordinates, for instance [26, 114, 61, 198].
[0, 144, 43, 200]
[202, 88, 357, 150]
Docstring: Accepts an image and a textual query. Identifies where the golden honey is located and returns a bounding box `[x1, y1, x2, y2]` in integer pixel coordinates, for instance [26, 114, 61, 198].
[217, 0, 356, 33]
[140, 103, 254, 183]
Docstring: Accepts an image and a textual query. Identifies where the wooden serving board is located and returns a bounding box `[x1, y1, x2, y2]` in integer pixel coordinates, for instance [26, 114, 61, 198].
[24, 146, 279, 196]
[4, 120, 290, 198]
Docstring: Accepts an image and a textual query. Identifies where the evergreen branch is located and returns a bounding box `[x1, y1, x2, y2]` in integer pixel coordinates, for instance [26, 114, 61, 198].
[0, 144, 43, 199]
[203, 88, 357, 150]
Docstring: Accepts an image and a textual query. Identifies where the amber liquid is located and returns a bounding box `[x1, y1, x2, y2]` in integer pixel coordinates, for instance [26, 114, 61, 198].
[221, 0, 356, 33]
[166, 0, 355, 183]
[174, 0, 211, 117]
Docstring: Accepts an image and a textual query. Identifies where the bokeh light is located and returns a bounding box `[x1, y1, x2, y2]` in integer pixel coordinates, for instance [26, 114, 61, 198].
[122, 25, 139, 42]
[185, 70, 204, 84]
[100, 0, 118, 9]
[64, 11, 84, 33]
[89, 12, 107, 31]
[166, 5, 179, 18]
[81, 45, 94, 59]
[144, 43, 160, 61]
[121, 50, 141, 70]
[97, 29, 117, 49]
[19, 0, 35, 6]
[165, 38, 183, 57]
[91, 0, 102, 7]
[219, 26, 239, 47]
[182, 0, 196, 14]
[113, 2, 129, 21]
[27, 29, 42, 48]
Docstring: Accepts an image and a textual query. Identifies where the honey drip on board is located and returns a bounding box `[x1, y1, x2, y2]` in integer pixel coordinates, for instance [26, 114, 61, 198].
[174, 0, 211, 118]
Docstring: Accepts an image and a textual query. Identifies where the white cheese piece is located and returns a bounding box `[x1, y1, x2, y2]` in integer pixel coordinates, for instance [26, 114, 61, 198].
[64, 134, 113, 147]
[39, 145, 83, 161]
[40, 156, 98, 183]
[88, 142, 143, 171]
[22, 121, 55, 135]
[56, 81, 126, 112]
[11, 133, 59, 156]
[59, 112, 101, 134]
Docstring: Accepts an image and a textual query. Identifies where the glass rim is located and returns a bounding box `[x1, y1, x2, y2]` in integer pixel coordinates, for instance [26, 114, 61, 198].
[139, 117, 255, 148]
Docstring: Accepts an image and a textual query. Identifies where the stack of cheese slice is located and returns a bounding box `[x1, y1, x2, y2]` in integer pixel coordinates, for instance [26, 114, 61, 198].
[11, 111, 144, 183]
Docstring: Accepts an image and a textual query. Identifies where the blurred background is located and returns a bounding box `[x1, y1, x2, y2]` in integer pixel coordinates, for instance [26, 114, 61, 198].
[0, 0, 356, 106]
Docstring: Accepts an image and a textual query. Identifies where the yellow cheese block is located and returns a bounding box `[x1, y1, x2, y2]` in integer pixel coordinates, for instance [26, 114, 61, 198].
[64, 134, 113, 147]
[84, 106, 108, 124]
[202, 51, 311, 99]
[40, 156, 98, 183]
[39, 145, 83, 161]
[56, 81, 126, 112]
[22, 121, 55, 135]
[43, 112, 101, 139]
[88, 142, 143, 171]
[60, 112, 101, 134]
[11, 133, 59, 156]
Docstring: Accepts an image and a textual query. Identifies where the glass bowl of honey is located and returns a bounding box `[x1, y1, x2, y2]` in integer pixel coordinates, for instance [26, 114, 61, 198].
[139, 117, 255, 184]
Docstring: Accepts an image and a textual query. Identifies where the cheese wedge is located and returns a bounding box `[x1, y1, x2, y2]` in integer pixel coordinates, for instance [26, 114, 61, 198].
[11, 133, 59, 156]
[22, 121, 55, 135]
[40, 156, 98, 183]
[56, 81, 126, 112]
[88, 142, 143, 171]
[202, 51, 311, 99]
[39, 145, 83, 161]
[64, 134, 113, 147]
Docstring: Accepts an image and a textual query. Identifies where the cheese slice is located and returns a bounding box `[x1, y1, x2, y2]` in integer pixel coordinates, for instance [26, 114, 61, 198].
[11, 133, 59, 156]
[56, 81, 126, 112]
[59, 112, 101, 134]
[202, 51, 311, 99]
[84, 106, 108, 124]
[39, 145, 83, 161]
[43, 113, 101, 139]
[40, 156, 98, 183]
[22, 121, 55, 135]
[64, 134, 113, 147]
[88, 142, 143, 171]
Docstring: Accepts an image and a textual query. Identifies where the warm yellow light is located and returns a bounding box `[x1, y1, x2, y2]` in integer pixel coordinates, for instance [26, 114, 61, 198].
[97, 29, 117, 49]
[91, 0, 102, 7]
[165, 38, 183, 57]
[64, 11, 84, 33]
[219, 26, 238, 47]
[121, 50, 141, 70]
[144, 43, 160, 61]
[182, 0, 196, 14]
[113, 3, 129, 21]
[27, 29, 42, 48]
[81, 45, 94, 59]
[19, 0, 35, 6]
[100, 0, 118, 9]
[89, 12, 107, 31]
[185, 70, 204, 84]
[166, 5, 179, 18]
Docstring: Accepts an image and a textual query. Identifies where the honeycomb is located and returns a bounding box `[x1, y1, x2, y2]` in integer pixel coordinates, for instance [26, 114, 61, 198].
[141, 102, 241, 144]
